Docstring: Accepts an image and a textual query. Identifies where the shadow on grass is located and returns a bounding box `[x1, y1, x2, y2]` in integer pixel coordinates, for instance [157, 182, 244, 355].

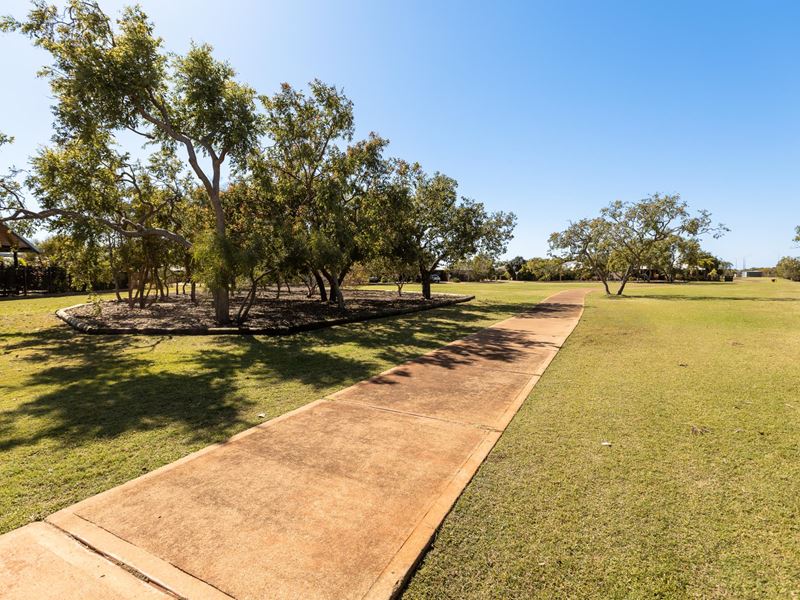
[0, 299, 540, 453]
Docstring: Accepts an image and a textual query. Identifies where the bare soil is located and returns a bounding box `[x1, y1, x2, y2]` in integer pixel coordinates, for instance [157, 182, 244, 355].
[64, 288, 472, 333]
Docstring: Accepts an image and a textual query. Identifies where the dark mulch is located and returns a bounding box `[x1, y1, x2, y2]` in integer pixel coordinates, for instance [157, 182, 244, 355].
[62, 288, 473, 334]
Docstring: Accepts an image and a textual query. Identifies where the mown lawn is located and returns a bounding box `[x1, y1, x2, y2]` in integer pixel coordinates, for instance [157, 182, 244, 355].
[0, 282, 570, 534]
[404, 278, 800, 599]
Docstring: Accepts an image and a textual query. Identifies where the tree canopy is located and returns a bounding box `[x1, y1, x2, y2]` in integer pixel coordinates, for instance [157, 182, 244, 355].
[550, 194, 726, 294]
[0, 1, 516, 320]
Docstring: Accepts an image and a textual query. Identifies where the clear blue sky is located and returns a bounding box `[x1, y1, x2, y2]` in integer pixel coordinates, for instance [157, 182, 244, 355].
[2, 0, 799, 266]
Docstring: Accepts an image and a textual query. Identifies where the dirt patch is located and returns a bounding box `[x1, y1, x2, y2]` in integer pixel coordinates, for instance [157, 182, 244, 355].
[59, 289, 474, 335]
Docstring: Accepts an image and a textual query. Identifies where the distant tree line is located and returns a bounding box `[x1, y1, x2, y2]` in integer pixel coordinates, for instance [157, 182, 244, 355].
[0, 2, 515, 323]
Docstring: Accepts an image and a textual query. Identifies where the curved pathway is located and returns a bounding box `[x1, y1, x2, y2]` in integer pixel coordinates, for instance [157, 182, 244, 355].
[0, 288, 591, 600]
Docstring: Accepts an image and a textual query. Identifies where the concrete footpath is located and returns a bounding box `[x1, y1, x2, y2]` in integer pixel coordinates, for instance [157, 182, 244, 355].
[0, 288, 590, 600]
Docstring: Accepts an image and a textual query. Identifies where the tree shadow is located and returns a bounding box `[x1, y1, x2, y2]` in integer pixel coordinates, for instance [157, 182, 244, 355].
[1, 300, 537, 453]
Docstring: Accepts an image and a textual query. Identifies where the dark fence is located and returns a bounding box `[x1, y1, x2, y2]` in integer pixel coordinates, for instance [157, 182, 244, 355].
[0, 264, 70, 296]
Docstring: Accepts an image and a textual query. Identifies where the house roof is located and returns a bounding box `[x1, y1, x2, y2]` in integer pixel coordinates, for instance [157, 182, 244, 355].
[0, 222, 40, 254]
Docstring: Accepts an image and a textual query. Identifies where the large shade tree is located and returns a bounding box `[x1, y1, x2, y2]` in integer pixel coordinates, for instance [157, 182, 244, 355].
[601, 193, 726, 294]
[2, 1, 263, 323]
[255, 81, 394, 309]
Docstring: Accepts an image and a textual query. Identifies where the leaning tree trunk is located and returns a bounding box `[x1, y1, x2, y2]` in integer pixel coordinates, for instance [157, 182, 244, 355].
[599, 276, 611, 295]
[338, 263, 352, 286]
[616, 267, 633, 296]
[313, 270, 328, 302]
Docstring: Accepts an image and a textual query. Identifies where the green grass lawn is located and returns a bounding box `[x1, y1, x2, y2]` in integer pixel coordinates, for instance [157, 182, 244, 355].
[2, 280, 798, 598]
[0, 282, 569, 534]
[404, 278, 800, 599]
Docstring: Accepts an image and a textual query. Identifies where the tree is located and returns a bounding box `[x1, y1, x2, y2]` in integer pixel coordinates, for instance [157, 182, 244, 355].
[450, 254, 497, 281]
[776, 256, 800, 281]
[393, 163, 516, 299]
[255, 81, 392, 309]
[367, 255, 417, 296]
[3, 1, 263, 323]
[518, 257, 563, 281]
[601, 193, 726, 295]
[504, 255, 525, 280]
[549, 218, 616, 293]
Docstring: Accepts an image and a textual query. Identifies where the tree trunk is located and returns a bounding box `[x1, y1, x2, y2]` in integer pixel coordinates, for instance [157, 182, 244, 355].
[154, 267, 165, 300]
[114, 271, 122, 302]
[138, 266, 148, 309]
[109, 240, 122, 302]
[214, 287, 230, 324]
[616, 267, 633, 295]
[210, 187, 231, 325]
[127, 271, 134, 308]
[237, 273, 266, 324]
[322, 268, 345, 310]
[338, 263, 352, 286]
[600, 277, 611, 295]
[313, 270, 328, 302]
[420, 269, 432, 300]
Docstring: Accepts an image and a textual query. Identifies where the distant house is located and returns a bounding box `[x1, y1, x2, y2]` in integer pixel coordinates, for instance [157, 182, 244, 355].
[0, 222, 43, 295]
[0, 222, 40, 267]
[740, 270, 763, 278]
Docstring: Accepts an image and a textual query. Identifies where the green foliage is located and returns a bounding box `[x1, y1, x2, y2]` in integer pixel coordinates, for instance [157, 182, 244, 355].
[450, 254, 497, 281]
[191, 230, 236, 292]
[776, 256, 800, 281]
[2, 2, 517, 318]
[550, 194, 726, 294]
[38, 234, 113, 290]
[517, 257, 560, 281]
[388, 162, 515, 297]
[503, 255, 525, 280]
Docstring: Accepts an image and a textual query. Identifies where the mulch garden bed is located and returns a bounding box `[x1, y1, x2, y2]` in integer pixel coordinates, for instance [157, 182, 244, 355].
[56, 288, 474, 335]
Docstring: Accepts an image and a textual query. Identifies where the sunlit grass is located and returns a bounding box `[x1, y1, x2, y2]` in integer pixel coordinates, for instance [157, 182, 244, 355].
[404, 278, 800, 599]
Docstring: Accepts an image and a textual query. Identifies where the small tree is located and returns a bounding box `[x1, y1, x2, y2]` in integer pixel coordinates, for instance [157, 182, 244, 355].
[504, 255, 525, 280]
[367, 256, 417, 296]
[549, 218, 616, 293]
[393, 163, 515, 299]
[601, 193, 726, 295]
